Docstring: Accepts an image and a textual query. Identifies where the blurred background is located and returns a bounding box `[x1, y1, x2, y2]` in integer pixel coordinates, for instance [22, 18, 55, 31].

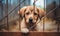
[0, 0, 60, 32]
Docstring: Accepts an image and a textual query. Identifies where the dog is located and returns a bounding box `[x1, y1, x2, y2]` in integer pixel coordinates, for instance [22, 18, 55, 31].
[18, 6, 45, 33]
[1, 6, 59, 32]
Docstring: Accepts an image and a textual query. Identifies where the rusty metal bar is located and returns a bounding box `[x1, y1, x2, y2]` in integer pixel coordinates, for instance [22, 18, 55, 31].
[19, 0, 20, 31]
[43, 0, 46, 32]
[43, 18, 45, 32]
[58, 0, 60, 32]
[33, 0, 37, 7]
[57, 0, 60, 32]
[6, 0, 9, 30]
[0, 0, 3, 20]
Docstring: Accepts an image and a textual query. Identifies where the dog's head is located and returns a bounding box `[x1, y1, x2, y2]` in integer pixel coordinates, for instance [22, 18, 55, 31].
[18, 6, 45, 24]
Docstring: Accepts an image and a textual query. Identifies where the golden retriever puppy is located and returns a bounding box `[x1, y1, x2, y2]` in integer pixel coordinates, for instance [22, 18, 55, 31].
[18, 6, 45, 33]
[1, 6, 59, 32]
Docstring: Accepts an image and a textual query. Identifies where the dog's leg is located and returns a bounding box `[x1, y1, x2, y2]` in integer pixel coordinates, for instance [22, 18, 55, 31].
[21, 28, 29, 33]
[21, 18, 29, 33]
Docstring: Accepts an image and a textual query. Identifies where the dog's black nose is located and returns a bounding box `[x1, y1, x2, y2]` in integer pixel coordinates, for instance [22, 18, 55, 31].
[29, 18, 33, 23]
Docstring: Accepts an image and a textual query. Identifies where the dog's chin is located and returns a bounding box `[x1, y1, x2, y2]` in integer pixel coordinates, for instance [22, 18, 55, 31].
[26, 22, 34, 24]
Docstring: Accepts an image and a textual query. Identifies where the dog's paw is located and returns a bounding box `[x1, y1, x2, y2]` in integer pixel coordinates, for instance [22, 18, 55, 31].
[21, 28, 29, 33]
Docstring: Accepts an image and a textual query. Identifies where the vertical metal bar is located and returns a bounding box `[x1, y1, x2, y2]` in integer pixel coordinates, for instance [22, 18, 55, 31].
[9, 0, 11, 8]
[0, 0, 3, 20]
[1, 0, 3, 24]
[29, 0, 30, 5]
[59, 0, 60, 6]
[1, 1, 3, 19]
[6, 0, 9, 31]
[33, 0, 36, 8]
[10, 0, 11, 5]
[57, 0, 60, 32]
[33, 0, 35, 17]
[59, 0, 60, 32]
[59, 0, 60, 31]
[19, 0, 20, 31]
[53, 1, 59, 32]
[0, 0, 3, 24]
[24, 0, 25, 6]
[43, 0, 46, 32]
[43, 18, 44, 32]
[4, 0, 5, 25]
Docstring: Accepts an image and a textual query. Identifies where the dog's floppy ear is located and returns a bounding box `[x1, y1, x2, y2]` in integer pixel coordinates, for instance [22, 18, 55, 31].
[18, 7, 27, 18]
[37, 8, 46, 18]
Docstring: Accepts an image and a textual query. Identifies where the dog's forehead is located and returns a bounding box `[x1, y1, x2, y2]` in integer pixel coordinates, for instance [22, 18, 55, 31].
[25, 6, 38, 12]
[27, 6, 37, 10]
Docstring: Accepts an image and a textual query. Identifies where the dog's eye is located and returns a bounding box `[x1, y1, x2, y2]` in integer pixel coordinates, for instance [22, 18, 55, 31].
[34, 13, 37, 15]
[26, 12, 29, 15]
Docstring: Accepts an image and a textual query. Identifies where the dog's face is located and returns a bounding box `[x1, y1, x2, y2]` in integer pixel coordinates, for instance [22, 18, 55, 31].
[18, 6, 45, 24]
[25, 7, 38, 24]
